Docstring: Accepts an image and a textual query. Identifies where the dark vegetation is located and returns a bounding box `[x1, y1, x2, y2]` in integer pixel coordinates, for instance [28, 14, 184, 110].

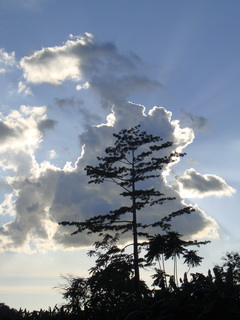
[2, 126, 239, 319]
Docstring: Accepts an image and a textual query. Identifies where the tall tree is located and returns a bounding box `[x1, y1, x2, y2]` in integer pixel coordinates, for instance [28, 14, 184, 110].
[60, 125, 195, 298]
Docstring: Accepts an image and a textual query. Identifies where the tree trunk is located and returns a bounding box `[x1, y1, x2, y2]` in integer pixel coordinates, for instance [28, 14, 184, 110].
[131, 155, 141, 299]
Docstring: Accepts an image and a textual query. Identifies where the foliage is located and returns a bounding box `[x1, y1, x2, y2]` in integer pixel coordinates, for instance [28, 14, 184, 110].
[0, 303, 81, 319]
[216, 251, 240, 284]
[60, 125, 203, 297]
[58, 233, 151, 319]
[115, 266, 240, 320]
[145, 231, 208, 286]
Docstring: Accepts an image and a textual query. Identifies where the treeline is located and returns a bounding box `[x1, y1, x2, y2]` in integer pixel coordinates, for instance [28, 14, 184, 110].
[57, 252, 240, 320]
[1, 253, 240, 320]
[0, 303, 80, 319]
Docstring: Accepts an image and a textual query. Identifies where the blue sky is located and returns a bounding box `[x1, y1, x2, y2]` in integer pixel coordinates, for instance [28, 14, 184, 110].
[0, 0, 239, 311]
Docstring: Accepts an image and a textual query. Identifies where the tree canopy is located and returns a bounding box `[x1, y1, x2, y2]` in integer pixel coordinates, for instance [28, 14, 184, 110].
[60, 125, 208, 299]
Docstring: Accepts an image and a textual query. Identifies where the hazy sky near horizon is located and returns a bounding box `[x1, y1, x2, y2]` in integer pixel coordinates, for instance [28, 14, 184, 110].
[0, 0, 239, 311]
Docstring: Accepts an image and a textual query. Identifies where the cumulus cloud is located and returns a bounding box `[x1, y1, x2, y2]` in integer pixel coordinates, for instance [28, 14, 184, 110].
[0, 34, 234, 253]
[20, 50, 81, 85]
[176, 168, 236, 198]
[0, 193, 16, 217]
[0, 49, 15, 73]
[18, 81, 33, 95]
[20, 34, 162, 109]
[0, 103, 221, 252]
[0, 105, 51, 173]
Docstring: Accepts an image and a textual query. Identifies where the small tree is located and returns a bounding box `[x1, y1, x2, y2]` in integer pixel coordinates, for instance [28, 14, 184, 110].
[216, 251, 240, 284]
[60, 125, 204, 298]
[146, 232, 208, 288]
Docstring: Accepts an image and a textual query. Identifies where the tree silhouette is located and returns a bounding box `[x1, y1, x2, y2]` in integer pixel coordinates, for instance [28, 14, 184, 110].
[60, 125, 201, 298]
[216, 251, 240, 285]
[145, 232, 207, 289]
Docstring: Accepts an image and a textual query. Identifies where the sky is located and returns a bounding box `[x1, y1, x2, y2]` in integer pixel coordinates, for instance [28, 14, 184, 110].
[0, 0, 239, 311]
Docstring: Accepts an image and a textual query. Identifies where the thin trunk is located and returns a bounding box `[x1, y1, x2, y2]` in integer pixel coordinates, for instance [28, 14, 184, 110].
[157, 256, 162, 270]
[174, 255, 178, 286]
[187, 266, 191, 274]
[132, 202, 141, 299]
[132, 152, 141, 299]
[161, 254, 166, 288]
[162, 254, 165, 273]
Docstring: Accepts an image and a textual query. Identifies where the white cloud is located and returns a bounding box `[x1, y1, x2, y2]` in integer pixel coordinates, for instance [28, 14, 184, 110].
[49, 150, 57, 159]
[176, 168, 236, 198]
[0, 103, 220, 252]
[20, 50, 81, 85]
[76, 81, 90, 91]
[0, 193, 16, 217]
[1, 34, 232, 253]
[0, 49, 15, 74]
[18, 81, 33, 95]
[19, 34, 162, 109]
[0, 105, 50, 174]
[19, 34, 96, 85]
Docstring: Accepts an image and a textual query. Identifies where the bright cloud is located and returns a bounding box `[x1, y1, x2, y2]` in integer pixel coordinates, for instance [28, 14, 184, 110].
[0, 105, 52, 174]
[0, 102, 222, 252]
[76, 81, 90, 91]
[19, 34, 162, 108]
[0, 193, 16, 217]
[0, 34, 235, 254]
[18, 81, 33, 95]
[20, 42, 82, 85]
[49, 150, 57, 159]
[176, 168, 236, 198]
[0, 49, 15, 73]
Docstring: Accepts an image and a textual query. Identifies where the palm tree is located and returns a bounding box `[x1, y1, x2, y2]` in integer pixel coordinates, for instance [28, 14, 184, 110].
[183, 250, 203, 273]
[145, 234, 167, 272]
[163, 232, 185, 286]
[145, 232, 207, 287]
[145, 232, 186, 286]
